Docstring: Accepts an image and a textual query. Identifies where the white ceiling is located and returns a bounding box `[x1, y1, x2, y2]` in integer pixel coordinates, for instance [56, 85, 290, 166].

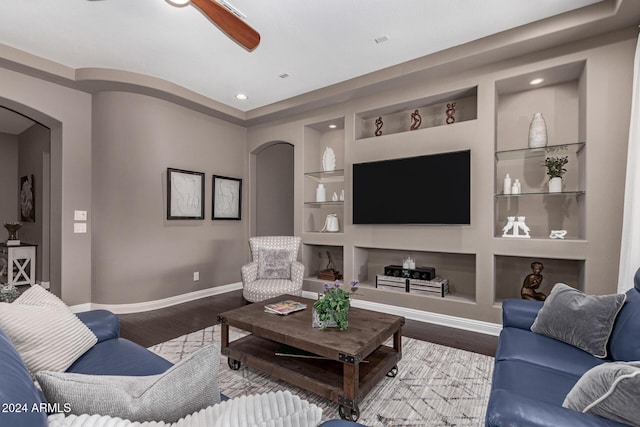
[0, 0, 604, 114]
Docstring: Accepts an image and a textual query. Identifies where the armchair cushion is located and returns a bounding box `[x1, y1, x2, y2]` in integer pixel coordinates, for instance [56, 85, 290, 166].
[530, 283, 626, 358]
[563, 361, 640, 426]
[257, 248, 292, 279]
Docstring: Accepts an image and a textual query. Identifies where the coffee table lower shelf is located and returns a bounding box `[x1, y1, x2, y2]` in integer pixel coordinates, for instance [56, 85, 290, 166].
[222, 334, 400, 419]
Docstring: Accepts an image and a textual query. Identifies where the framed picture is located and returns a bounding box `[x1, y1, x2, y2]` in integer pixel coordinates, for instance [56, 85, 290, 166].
[167, 168, 205, 220]
[212, 175, 242, 220]
[20, 175, 35, 222]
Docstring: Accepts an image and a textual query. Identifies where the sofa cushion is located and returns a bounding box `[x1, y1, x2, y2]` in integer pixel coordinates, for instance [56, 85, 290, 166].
[487, 389, 630, 427]
[46, 390, 323, 427]
[563, 361, 640, 426]
[491, 359, 582, 406]
[0, 285, 97, 374]
[0, 328, 48, 427]
[530, 283, 626, 358]
[496, 327, 605, 378]
[608, 286, 640, 361]
[37, 344, 220, 423]
[67, 337, 173, 376]
[257, 248, 292, 279]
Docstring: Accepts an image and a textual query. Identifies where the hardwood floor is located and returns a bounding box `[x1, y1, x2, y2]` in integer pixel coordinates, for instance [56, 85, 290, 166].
[118, 290, 498, 357]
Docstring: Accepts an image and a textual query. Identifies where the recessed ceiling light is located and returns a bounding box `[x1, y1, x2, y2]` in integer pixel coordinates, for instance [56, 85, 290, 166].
[235, 93, 248, 100]
[529, 78, 544, 85]
[329, 124, 337, 129]
[166, 0, 190, 7]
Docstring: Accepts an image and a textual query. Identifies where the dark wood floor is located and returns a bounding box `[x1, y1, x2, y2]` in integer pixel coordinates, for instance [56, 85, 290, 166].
[119, 290, 498, 357]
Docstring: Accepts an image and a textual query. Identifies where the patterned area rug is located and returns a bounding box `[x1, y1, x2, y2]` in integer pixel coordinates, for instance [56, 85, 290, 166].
[149, 325, 494, 426]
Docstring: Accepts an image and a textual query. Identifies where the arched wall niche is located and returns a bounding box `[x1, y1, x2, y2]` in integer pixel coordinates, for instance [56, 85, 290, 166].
[250, 140, 295, 237]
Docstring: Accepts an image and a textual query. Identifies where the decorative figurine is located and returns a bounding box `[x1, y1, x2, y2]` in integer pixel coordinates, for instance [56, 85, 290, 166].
[521, 261, 546, 301]
[502, 216, 531, 238]
[446, 102, 456, 124]
[410, 109, 422, 130]
[317, 250, 342, 281]
[374, 116, 383, 136]
[549, 229, 568, 239]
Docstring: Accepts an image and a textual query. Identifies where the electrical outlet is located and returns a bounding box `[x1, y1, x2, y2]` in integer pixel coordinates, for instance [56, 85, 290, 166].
[193, 272, 199, 281]
[74, 210, 88, 221]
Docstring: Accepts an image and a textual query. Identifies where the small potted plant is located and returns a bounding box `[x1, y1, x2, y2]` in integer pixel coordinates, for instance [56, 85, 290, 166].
[313, 280, 358, 331]
[544, 156, 568, 193]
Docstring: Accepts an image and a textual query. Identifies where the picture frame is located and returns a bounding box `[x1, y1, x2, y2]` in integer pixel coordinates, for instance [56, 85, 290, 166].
[212, 175, 242, 220]
[167, 168, 205, 220]
[20, 174, 35, 222]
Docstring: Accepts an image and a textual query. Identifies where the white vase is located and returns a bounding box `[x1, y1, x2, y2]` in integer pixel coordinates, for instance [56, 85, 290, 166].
[528, 112, 548, 149]
[548, 177, 562, 193]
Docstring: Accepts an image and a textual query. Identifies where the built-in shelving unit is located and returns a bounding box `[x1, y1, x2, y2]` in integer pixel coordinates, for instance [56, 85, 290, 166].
[493, 60, 588, 303]
[303, 119, 345, 234]
[292, 46, 630, 326]
[354, 87, 478, 140]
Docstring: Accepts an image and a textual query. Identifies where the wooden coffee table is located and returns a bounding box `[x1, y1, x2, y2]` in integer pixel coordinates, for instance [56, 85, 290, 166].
[218, 295, 404, 421]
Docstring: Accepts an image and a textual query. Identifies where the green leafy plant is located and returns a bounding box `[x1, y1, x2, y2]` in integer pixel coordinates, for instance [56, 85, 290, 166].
[544, 156, 568, 179]
[314, 280, 359, 331]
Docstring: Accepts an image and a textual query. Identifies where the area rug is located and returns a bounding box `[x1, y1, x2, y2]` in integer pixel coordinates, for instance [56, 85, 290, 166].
[149, 325, 494, 426]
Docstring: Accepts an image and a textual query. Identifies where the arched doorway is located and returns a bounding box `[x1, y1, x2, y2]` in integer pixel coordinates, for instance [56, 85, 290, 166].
[253, 142, 294, 236]
[0, 104, 56, 294]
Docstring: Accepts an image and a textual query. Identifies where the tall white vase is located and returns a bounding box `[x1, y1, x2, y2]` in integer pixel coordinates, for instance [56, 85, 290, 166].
[528, 112, 548, 149]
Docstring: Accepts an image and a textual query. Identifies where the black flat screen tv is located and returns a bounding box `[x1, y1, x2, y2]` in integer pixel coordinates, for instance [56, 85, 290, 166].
[352, 149, 471, 225]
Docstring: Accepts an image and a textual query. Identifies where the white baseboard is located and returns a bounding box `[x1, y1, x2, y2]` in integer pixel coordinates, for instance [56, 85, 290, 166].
[302, 290, 502, 336]
[72, 282, 243, 315]
[71, 284, 500, 336]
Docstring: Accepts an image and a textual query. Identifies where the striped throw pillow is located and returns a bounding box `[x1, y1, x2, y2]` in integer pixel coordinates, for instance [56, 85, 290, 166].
[0, 285, 97, 374]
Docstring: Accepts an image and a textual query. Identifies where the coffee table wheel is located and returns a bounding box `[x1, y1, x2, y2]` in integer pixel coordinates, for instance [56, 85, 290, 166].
[227, 358, 241, 370]
[386, 365, 398, 378]
[339, 404, 360, 422]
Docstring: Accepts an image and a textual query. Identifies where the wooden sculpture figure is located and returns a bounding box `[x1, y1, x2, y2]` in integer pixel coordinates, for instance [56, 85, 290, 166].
[521, 261, 547, 301]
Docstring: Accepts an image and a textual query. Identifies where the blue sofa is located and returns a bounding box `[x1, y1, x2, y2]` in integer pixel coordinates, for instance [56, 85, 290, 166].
[486, 270, 640, 426]
[0, 308, 363, 426]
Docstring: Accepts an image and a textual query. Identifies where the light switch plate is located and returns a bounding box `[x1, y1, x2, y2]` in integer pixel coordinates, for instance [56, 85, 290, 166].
[74, 210, 87, 221]
[74, 222, 87, 233]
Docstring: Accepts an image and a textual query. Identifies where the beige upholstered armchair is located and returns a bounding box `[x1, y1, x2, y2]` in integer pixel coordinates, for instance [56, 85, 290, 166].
[241, 236, 305, 303]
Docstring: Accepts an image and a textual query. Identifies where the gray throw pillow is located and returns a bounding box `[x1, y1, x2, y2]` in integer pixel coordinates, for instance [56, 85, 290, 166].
[530, 283, 626, 358]
[37, 344, 220, 423]
[257, 248, 292, 279]
[563, 361, 640, 426]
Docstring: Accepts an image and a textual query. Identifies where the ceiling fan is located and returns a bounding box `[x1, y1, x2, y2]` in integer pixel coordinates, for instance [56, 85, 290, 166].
[167, 0, 260, 51]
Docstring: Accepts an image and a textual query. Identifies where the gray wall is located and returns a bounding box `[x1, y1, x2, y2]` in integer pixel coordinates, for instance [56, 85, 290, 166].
[255, 142, 294, 236]
[91, 92, 248, 304]
[0, 132, 18, 227]
[2, 66, 94, 305]
[18, 123, 50, 282]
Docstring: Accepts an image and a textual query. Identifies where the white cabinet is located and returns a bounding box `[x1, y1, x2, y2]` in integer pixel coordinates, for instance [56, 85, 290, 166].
[0, 243, 36, 286]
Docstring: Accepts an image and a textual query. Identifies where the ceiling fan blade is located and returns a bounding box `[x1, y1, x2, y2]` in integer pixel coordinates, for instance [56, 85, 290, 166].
[190, 0, 260, 51]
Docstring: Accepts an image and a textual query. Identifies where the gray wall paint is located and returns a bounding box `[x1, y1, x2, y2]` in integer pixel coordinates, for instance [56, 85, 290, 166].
[0, 68, 92, 305]
[0, 132, 18, 226]
[18, 123, 51, 282]
[255, 142, 294, 236]
[91, 92, 248, 304]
